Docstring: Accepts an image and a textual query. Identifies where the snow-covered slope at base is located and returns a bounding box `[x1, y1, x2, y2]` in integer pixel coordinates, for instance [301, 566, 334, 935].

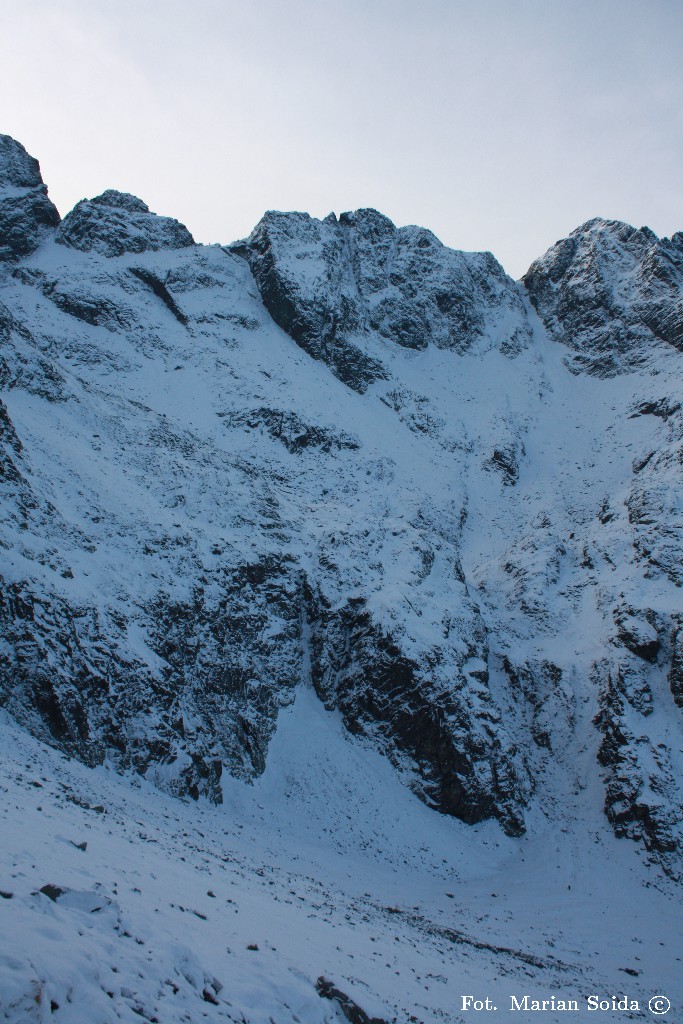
[1, 700, 680, 1024]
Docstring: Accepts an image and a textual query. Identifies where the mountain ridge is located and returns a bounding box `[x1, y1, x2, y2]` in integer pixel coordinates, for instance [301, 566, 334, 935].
[0, 133, 681, 882]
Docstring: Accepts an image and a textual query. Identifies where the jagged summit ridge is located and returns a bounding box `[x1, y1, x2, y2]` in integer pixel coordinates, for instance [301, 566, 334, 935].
[233, 206, 532, 391]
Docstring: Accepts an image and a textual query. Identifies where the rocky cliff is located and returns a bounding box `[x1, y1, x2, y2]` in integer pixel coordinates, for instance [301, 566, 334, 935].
[0, 135, 681, 877]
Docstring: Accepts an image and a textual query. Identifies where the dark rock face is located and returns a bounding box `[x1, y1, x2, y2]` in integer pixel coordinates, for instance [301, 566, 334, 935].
[486, 443, 524, 486]
[625, 397, 683, 588]
[523, 218, 683, 376]
[234, 208, 531, 391]
[669, 616, 683, 709]
[0, 579, 143, 771]
[128, 266, 189, 325]
[55, 189, 194, 257]
[307, 590, 526, 836]
[0, 558, 304, 803]
[502, 659, 575, 753]
[38, 884, 66, 902]
[0, 135, 46, 190]
[0, 552, 525, 831]
[613, 603, 661, 663]
[0, 301, 67, 403]
[628, 397, 681, 422]
[593, 664, 681, 871]
[316, 977, 388, 1024]
[218, 407, 360, 455]
[41, 278, 136, 332]
[0, 397, 22, 454]
[0, 135, 60, 260]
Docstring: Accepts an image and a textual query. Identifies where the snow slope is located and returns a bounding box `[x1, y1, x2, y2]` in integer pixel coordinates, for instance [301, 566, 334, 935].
[2, 699, 680, 1024]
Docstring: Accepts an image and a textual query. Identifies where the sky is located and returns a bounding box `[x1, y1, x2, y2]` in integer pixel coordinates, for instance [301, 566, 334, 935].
[1, 0, 682, 278]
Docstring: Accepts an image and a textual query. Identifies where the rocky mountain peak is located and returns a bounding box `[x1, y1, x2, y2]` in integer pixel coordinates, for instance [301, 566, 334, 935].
[576, 216, 658, 244]
[524, 217, 683, 375]
[0, 134, 46, 190]
[0, 134, 60, 260]
[86, 189, 152, 214]
[234, 206, 531, 391]
[338, 206, 396, 237]
[55, 188, 195, 258]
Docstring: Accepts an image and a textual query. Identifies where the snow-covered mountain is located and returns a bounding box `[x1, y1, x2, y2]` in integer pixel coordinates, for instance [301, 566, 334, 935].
[1, 135, 681, 1023]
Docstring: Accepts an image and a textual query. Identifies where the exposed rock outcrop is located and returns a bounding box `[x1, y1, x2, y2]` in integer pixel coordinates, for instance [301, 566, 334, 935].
[307, 589, 526, 836]
[0, 135, 60, 260]
[56, 189, 194, 257]
[233, 207, 532, 390]
[316, 976, 388, 1024]
[612, 603, 662, 664]
[669, 615, 683, 709]
[0, 559, 304, 804]
[593, 663, 681, 875]
[524, 218, 683, 375]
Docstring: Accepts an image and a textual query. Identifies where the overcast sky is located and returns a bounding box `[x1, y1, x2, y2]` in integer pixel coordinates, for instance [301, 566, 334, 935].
[1, 0, 682, 277]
